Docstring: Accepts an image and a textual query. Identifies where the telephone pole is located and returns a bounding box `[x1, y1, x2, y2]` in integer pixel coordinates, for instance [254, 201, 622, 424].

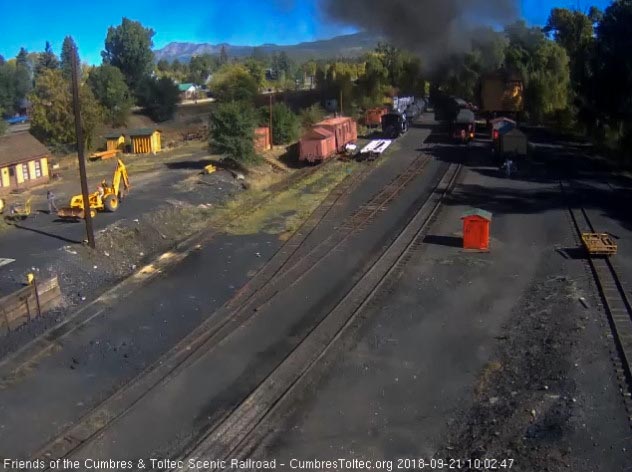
[269, 91, 273, 149]
[340, 89, 343, 116]
[70, 45, 95, 249]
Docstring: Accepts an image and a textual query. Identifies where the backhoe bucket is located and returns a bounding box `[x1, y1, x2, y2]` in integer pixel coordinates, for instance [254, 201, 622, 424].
[57, 207, 96, 220]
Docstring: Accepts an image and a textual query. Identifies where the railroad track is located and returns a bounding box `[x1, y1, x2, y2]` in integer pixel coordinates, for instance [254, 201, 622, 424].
[562, 179, 632, 420]
[32, 155, 433, 464]
[0, 156, 344, 381]
[175, 163, 462, 471]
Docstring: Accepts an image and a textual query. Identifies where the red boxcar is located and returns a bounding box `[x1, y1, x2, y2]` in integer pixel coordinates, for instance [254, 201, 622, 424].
[316, 117, 358, 152]
[365, 107, 388, 127]
[299, 127, 337, 163]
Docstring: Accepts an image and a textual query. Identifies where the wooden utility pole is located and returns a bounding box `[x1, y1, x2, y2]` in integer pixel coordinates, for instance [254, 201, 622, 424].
[340, 89, 343, 116]
[70, 46, 95, 249]
[269, 92, 273, 149]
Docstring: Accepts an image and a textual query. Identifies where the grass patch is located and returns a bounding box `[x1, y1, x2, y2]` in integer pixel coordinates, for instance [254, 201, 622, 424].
[221, 161, 359, 237]
[0, 218, 11, 234]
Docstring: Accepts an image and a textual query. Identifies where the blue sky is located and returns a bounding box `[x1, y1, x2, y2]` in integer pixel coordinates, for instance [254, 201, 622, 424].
[0, 0, 613, 65]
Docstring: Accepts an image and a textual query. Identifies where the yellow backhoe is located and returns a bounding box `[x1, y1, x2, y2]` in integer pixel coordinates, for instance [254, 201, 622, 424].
[58, 158, 130, 220]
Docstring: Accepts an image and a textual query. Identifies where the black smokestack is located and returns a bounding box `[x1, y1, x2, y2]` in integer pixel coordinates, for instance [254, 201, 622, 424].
[320, 0, 518, 67]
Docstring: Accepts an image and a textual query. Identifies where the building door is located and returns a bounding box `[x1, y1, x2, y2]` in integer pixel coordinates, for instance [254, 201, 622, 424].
[8, 166, 17, 190]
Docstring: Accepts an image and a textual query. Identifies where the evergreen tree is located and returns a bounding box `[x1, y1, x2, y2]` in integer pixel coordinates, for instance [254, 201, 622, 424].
[209, 101, 258, 164]
[14, 48, 32, 107]
[219, 46, 229, 66]
[60, 36, 79, 79]
[36, 41, 59, 76]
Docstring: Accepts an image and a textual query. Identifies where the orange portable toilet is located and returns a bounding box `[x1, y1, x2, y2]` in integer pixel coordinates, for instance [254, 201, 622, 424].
[462, 209, 492, 251]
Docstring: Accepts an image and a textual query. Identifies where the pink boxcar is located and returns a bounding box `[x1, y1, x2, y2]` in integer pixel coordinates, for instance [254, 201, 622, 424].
[316, 117, 358, 152]
[299, 127, 337, 163]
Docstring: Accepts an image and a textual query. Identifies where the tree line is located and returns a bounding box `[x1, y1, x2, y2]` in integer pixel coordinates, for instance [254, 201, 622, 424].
[431, 1, 632, 161]
[0, 18, 180, 151]
[2, 2, 630, 162]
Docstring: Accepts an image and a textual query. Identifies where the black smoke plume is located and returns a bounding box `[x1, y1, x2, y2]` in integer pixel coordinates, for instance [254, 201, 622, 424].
[320, 0, 519, 67]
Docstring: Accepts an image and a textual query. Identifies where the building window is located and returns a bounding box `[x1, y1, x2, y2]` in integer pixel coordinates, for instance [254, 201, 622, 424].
[21, 163, 30, 180]
[33, 160, 42, 178]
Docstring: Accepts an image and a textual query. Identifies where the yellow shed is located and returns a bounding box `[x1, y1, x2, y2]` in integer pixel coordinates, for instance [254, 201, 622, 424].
[104, 132, 126, 151]
[128, 128, 162, 155]
[0, 132, 50, 195]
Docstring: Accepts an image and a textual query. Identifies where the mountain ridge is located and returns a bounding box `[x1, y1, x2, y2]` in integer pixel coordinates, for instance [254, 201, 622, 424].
[154, 32, 380, 62]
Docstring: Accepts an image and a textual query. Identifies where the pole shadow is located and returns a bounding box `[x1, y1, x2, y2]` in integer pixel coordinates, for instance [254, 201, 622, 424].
[11, 223, 83, 244]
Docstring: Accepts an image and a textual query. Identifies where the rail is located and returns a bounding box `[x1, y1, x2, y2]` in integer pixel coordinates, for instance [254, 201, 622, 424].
[561, 179, 632, 418]
[176, 163, 462, 470]
[31, 155, 439, 465]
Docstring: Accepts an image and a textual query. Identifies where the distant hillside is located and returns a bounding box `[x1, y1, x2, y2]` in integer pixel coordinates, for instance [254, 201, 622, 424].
[154, 32, 380, 63]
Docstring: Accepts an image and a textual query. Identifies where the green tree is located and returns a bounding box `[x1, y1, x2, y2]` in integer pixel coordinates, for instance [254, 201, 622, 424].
[136, 76, 180, 122]
[0, 112, 6, 135]
[156, 59, 170, 73]
[271, 52, 295, 82]
[0, 62, 16, 115]
[102, 18, 155, 91]
[545, 9, 599, 87]
[29, 69, 103, 150]
[188, 54, 218, 85]
[250, 47, 268, 64]
[358, 54, 388, 105]
[14, 48, 32, 106]
[243, 58, 266, 89]
[36, 41, 59, 76]
[209, 101, 258, 164]
[592, 0, 632, 155]
[87, 64, 133, 126]
[300, 60, 318, 87]
[219, 46, 229, 66]
[267, 102, 299, 145]
[505, 22, 571, 122]
[299, 103, 325, 130]
[399, 55, 424, 95]
[60, 36, 79, 80]
[376, 43, 404, 87]
[210, 64, 258, 102]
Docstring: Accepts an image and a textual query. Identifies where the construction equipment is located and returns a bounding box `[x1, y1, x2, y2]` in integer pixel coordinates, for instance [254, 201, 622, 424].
[58, 158, 130, 220]
[203, 164, 217, 175]
[89, 149, 120, 161]
[4, 197, 32, 221]
[582, 232, 618, 256]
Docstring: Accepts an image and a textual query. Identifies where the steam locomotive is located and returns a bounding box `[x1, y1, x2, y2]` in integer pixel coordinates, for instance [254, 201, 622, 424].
[381, 96, 427, 139]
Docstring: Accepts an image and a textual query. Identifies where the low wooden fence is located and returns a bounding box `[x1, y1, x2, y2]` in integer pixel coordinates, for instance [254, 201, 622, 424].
[0, 277, 62, 335]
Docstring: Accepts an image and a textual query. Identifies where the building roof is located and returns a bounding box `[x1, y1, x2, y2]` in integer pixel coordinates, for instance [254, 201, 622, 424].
[128, 128, 160, 137]
[462, 208, 493, 221]
[104, 132, 125, 139]
[0, 132, 49, 167]
[178, 83, 196, 92]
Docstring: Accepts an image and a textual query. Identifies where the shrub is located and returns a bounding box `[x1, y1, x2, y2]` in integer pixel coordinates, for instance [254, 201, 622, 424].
[210, 101, 259, 164]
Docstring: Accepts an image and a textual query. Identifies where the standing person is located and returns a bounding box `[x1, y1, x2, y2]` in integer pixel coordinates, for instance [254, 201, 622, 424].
[505, 158, 514, 178]
[47, 190, 58, 214]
